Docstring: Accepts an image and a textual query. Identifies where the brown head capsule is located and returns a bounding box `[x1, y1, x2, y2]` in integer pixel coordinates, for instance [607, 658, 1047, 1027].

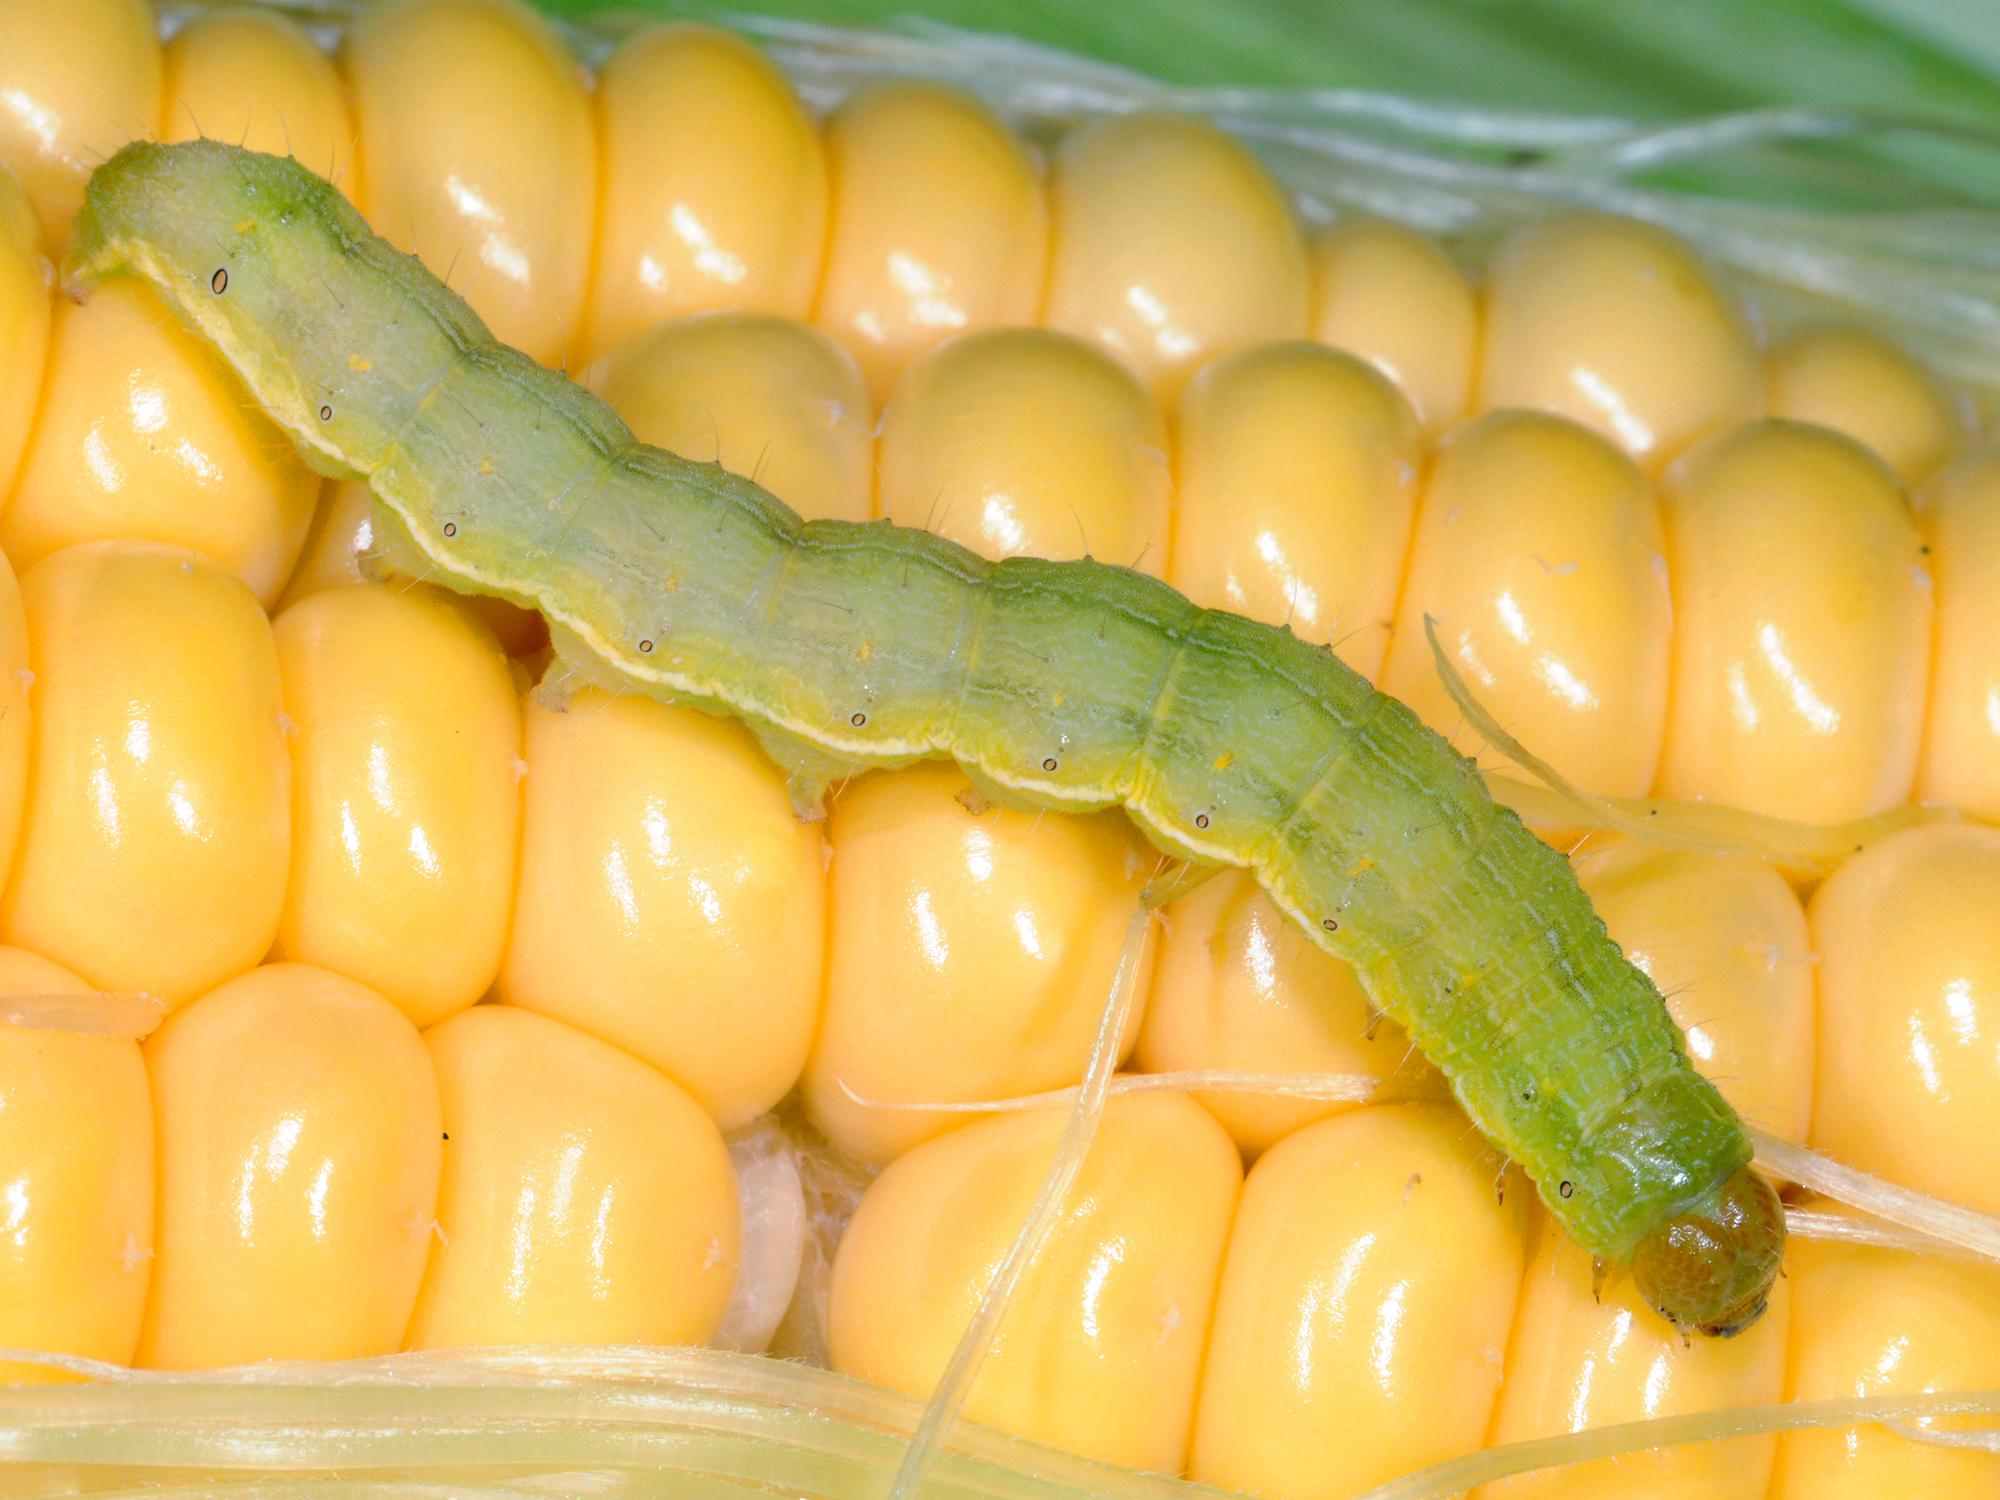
[1631, 1165, 1785, 1337]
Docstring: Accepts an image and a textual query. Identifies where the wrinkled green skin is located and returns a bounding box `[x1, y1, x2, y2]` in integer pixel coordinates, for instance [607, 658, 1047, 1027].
[67, 140, 1783, 1335]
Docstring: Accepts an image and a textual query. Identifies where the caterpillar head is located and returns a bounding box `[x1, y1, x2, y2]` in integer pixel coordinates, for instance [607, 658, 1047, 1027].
[1631, 1165, 1786, 1337]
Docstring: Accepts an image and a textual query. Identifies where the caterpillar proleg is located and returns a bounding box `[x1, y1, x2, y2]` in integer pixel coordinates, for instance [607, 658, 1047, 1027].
[64, 139, 1783, 1336]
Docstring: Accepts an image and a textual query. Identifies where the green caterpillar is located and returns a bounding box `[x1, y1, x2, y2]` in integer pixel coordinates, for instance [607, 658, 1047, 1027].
[66, 139, 1783, 1336]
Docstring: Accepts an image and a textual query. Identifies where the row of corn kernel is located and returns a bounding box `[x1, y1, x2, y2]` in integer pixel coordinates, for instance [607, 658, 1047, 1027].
[3, 0, 2000, 1184]
[0, 945, 742, 1376]
[823, 1092, 2000, 1498]
[10, 537, 1995, 1354]
[4, 1, 1998, 829]
[0, 2, 1992, 1184]
[825, 831, 2000, 1497]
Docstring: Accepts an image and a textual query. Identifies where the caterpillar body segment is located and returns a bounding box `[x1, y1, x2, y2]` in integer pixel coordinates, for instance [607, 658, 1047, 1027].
[64, 137, 1782, 1335]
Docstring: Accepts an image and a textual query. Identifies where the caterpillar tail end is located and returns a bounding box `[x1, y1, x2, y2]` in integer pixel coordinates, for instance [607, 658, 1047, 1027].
[1631, 1165, 1786, 1338]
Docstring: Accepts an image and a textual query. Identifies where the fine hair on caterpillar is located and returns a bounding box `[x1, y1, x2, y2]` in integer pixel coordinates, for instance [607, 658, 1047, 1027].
[65, 137, 1783, 1337]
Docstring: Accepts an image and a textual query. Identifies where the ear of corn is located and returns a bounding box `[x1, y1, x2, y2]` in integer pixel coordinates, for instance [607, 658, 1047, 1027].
[0, 2, 1999, 1497]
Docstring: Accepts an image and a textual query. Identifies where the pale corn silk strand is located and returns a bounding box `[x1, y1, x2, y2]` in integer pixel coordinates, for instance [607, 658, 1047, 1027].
[0, 1343, 1995, 1498]
[886, 904, 1152, 1500]
[867, 1068, 2000, 1264]
[1420, 618, 1961, 877]
[0, 992, 163, 1037]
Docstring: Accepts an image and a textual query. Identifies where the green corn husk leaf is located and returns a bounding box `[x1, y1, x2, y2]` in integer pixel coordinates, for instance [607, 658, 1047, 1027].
[538, 0, 2000, 207]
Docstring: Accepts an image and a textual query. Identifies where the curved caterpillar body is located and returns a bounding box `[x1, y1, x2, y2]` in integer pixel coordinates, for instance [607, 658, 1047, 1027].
[67, 140, 1782, 1335]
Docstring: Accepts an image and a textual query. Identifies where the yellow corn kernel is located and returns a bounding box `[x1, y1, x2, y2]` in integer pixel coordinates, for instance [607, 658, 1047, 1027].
[274, 583, 522, 1029]
[2, 280, 318, 605]
[160, 7, 353, 185]
[406, 1005, 739, 1350]
[1656, 421, 1928, 822]
[139, 963, 441, 1369]
[805, 763, 1156, 1164]
[587, 313, 872, 523]
[4, 544, 289, 1008]
[1382, 411, 1670, 796]
[878, 328, 1171, 574]
[0, 0, 160, 251]
[502, 688, 825, 1131]
[1768, 325, 1966, 488]
[1478, 214, 1763, 472]
[1045, 114, 1306, 401]
[586, 25, 826, 360]
[1171, 341, 1421, 682]
[346, 0, 594, 367]
[1308, 217, 1478, 437]
[1915, 451, 2000, 820]
[277, 479, 547, 657]
[1137, 868, 1420, 1153]
[1773, 1229, 2000, 1497]
[0, 947, 151, 1383]
[1478, 1220, 1790, 1500]
[0, 547, 29, 890]
[1575, 839, 1813, 1148]
[276, 479, 376, 607]
[1190, 1104, 1527, 1499]
[814, 83, 1047, 402]
[829, 1093, 1240, 1473]
[1809, 824, 2000, 1216]
[0, 164, 50, 507]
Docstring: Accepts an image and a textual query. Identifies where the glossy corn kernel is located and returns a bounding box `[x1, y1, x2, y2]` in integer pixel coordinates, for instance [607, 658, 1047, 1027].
[830, 1093, 1241, 1473]
[1308, 217, 1478, 437]
[1773, 1229, 2000, 1497]
[815, 82, 1048, 402]
[1478, 214, 1763, 472]
[407, 1005, 739, 1351]
[1479, 1219, 1790, 1500]
[0, 546, 30, 892]
[160, 6, 353, 184]
[1383, 410, 1670, 796]
[1170, 341, 1421, 682]
[273, 583, 522, 1029]
[346, 0, 594, 367]
[587, 313, 873, 523]
[1657, 420, 1929, 822]
[4, 544, 289, 1008]
[502, 687, 826, 1132]
[878, 327, 1172, 574]
[1915, 451, 2000, 820]
[2, 279, 318, 604]
[805, 762, 1155, 1164]
[1190, 1105, 1527, 1499]
[1810, 824, 2000, 1217]
[1768, 325, 1966, 488]
[1137, 868, 1420, 1153]
[275, 480, 378, 609]
[0, 0, 160, 251]
[0, 165, 50, 509]
[1575, 839, 1813, 1148]
[586, 24, 826, 360]
[140, 963, 441, 1369]
[0, 947, 151, 1383]
[1045, 113, 1307, 400]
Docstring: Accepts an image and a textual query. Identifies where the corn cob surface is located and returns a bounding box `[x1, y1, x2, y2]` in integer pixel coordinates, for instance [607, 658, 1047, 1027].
[0, 3, 1998, 1497]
